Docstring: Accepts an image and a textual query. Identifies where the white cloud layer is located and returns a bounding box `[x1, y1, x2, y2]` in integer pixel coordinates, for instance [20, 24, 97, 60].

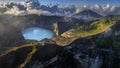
[0, 0, 120, 16]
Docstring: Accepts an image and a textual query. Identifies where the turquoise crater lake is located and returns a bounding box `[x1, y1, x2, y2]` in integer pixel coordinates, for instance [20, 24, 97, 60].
[22, 27, 53, 41]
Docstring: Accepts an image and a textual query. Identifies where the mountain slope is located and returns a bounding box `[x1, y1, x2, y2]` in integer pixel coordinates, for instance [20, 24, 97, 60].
[0, 40, 62, 68]
[0, 23, 24, 47]
[53, 15, 120, 46]
[73, 9, 103, 19]
[0, 14, 84, 34]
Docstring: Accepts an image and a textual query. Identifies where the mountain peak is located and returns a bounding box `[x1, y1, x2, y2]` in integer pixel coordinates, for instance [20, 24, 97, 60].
[73, 9, 103, 19]
[93, 4, 102, 9]
[26, 0, 40, 9]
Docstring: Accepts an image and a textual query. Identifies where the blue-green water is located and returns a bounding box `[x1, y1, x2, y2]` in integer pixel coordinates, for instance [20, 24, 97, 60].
[22, 27, 53, 41]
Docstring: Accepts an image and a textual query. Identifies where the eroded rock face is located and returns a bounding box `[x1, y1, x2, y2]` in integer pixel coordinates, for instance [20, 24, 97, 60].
[0, 41, 63, 68]
[0, 23, 24, 47]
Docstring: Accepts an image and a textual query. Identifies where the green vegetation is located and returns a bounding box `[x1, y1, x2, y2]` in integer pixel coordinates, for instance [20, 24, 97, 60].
[54, 15, 120, 46]
[76, 15, 118, 36]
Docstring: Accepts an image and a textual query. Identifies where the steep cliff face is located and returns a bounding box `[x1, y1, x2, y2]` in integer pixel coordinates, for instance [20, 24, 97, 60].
[0, 14, 83, 34]
[0, 23, 24, 47]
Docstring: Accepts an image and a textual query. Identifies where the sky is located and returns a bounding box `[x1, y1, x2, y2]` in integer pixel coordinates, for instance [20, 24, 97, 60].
[39, 0, 120, 5]
[0, 0, 120, 6]
[39, 0, 120, 6]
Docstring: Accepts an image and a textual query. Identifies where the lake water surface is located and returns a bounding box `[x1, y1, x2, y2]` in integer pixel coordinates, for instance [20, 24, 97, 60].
[22, 27, 53, 41]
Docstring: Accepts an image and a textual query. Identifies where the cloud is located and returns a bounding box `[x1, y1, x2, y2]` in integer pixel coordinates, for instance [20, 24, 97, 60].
[26, 9, 51, 15]
[0, 0, 120, 16]
[74, 4, 120, 16]
[4, 6, 51, 15]
[1, 0, 50, 15]
[91, 4, 120, 15]
[4, 5, 25, 15]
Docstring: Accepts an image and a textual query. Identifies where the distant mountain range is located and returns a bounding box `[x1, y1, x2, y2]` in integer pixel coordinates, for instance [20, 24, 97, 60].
[0, 0, 120, 16]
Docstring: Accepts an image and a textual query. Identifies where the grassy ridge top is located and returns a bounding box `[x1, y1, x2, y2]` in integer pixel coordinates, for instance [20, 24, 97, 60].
[54, 15, 120, 46]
